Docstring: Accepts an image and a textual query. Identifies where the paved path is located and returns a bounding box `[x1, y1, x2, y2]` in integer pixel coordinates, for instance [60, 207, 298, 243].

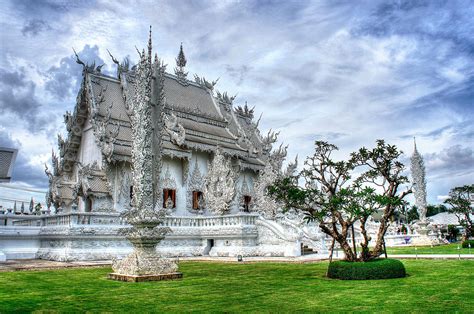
[388, 254, 474, 259]
[1, 254, 473, 272]
[0, 259, 110, 272]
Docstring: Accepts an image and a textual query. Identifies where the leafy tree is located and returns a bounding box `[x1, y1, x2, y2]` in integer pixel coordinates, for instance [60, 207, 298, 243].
[407, 205, 420, 223]
[426, 204, 447, 217]
[269, 140, 411, 262]
[447, 224, 460, 242]
[444, 185, 474, 240]
[34, 203, 42, 215]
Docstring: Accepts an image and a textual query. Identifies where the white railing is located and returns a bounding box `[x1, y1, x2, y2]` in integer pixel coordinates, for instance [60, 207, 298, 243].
[6, 212, 258, 228]
[163, 214, 258, 228]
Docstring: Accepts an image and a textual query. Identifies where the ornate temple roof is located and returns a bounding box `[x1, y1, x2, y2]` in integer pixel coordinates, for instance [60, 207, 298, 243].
[54, 33, 286, 184]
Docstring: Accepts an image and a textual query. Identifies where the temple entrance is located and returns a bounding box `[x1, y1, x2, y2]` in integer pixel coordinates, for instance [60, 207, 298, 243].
[203, 239, 214, 255]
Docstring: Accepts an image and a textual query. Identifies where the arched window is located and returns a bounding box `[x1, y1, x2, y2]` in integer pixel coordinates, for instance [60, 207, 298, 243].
[192, 191, 203, 209]
[163, 189, 176, 208]
[243, 195, 251, 212]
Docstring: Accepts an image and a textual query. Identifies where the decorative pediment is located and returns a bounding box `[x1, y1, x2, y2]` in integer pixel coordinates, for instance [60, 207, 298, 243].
[235, 176, 255, 211]
[91, 101, 121, 164]
[204, 149, 235, 215]
[73, 162, 112, 200]
[163, 112, 186, 147]
[186, 159, 206, 213]
[161, 165, 177, 190]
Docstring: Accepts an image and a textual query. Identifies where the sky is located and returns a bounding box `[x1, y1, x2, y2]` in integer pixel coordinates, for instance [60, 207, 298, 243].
[0, 0, 473, 207]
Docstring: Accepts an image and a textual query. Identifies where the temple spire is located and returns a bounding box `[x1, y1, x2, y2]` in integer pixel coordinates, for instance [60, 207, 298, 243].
[410, 137, 427, 222]
[147, 25, 153, 64]
[174, 42, 188, 81]
[176, 43, 187, 68]
[413, 136, 417, 152]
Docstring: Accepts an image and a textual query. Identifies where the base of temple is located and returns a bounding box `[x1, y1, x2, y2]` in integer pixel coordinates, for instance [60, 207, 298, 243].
[411, 234, 442, 246]
[108, 272, 183, 282]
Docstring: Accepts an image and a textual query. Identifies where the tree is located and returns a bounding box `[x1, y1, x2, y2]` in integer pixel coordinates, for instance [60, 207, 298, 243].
[34, 203, 42, 215]
[444, 184, 473, 240]
[426, 204, 447, 217]
[407, 206, 420, 223]
[269, 140, 411, 262]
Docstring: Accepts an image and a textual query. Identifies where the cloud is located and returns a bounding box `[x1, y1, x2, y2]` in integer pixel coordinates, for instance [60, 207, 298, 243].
[225, 64, 251, 85]
[0, 129, 48, 188]
[0, 67, 47, 132]
[425, 145, 474, 178]
[21, 19, 52, 36]
[44, 44, 105, 100]
[0, 0, 472, 206]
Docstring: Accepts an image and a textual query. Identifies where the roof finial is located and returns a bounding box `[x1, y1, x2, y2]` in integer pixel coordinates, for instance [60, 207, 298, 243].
[147, 25, 152, 63]
[176, 42, 187, 68]
[174, 42, 188, 81]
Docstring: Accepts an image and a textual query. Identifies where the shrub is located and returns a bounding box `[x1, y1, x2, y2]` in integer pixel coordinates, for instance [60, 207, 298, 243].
[327, 258, 406, 280]
[462, 240, 474, 248]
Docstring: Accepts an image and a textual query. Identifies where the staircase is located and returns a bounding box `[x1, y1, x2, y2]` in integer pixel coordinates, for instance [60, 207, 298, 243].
[301, 243, 317, 255]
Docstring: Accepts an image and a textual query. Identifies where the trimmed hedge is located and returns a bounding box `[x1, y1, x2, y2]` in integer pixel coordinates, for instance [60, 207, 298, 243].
[462, 240, 474, 248]
[327, 258, 406, 280]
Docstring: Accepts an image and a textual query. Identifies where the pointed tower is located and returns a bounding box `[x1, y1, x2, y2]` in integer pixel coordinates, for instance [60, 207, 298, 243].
[147, 25, 153, 65]
[410, 137, 427, 221]
[13, 201, 20, 215]
[20, 202, 25, 214]
[174, 43, 188, 81]
[29, 197, 34, 214]
[109, 28, 181, 281]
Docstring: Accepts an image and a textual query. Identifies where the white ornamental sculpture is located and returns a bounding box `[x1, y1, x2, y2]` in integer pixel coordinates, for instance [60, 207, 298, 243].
[204, 148, 235, 215]
[110, 28, 181, 281]
[253, 163, 280, 219]
[410, 138, 427, 222]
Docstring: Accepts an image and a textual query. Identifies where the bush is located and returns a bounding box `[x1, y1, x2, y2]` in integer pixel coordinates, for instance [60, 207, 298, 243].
[327, 258, 406, 280]
[462, 240, 474, 248]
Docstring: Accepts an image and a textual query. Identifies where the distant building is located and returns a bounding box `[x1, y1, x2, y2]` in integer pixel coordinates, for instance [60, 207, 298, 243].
[0, 147, 18, 183]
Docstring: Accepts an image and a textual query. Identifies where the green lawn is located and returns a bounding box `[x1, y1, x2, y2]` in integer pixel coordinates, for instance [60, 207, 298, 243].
[386, 243, 472, 255]
[0, 260, 473, 313]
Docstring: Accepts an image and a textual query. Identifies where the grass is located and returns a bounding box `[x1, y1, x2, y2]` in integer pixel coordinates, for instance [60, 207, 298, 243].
[0, 260, 473, 313]
[386, 243, 472, 255]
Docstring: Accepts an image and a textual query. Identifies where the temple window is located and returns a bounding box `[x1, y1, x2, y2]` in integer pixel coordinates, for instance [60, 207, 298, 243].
[129, 186, 134, 200]
[163, 189, 176, 209]
[192, 191, 203, 209]
[242, 195, 251, 212]
[84, 197, 92, 212]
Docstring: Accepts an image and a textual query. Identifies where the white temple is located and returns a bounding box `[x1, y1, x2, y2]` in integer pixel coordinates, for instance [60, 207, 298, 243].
[0, 31, 325, 261]
[2, 33, 446, 262]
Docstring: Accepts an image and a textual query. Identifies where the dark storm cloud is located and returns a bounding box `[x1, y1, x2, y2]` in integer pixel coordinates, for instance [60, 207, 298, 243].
[0, 130, 48, 188]
[0, 67, 45, 131]
[425, 145, 474, 176]
[12, 0, 94, 17]
[354, 0, 474, 54]
[21, 19, 52, 36]
[44, 45, 105, 100]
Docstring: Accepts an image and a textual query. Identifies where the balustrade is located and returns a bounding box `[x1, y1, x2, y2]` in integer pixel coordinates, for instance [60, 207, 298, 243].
[161, 214, 258, 228]
[5, 213, 258, 228]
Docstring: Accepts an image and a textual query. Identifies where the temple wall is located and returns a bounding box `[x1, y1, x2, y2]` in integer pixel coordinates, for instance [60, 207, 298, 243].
[79, 120, 102, 167]
[92, 151, 258, 216]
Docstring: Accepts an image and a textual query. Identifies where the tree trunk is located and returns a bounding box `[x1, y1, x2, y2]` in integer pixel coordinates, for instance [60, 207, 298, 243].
[359, 216, 372, 261]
